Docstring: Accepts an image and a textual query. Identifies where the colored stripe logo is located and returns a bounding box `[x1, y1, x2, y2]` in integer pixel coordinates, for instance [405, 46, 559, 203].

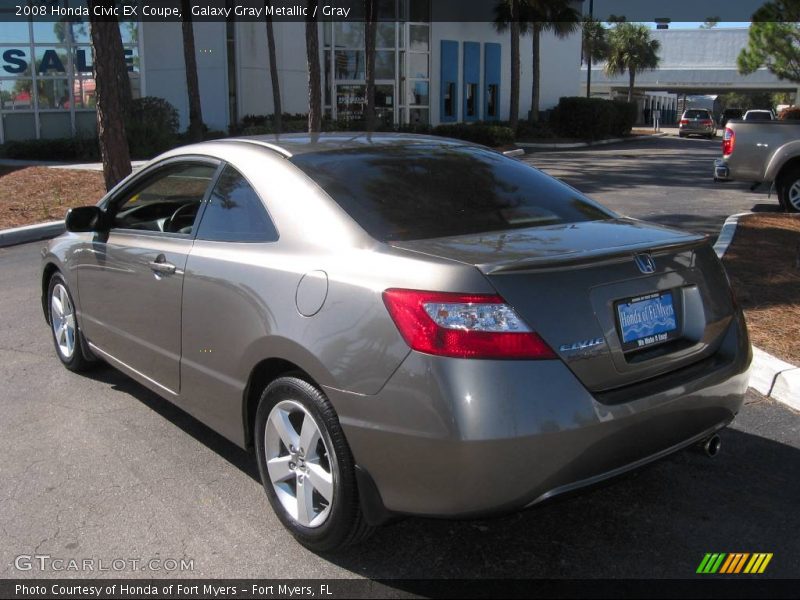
[697, 553, 773, 574]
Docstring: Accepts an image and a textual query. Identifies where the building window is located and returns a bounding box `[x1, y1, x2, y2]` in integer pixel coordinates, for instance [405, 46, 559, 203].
[0, 0, 141, 143]
[465, 83, 477, 118]
[486, 84, 498, 118]
[323, 0, 429, 127]
[443, 82, 455, 118]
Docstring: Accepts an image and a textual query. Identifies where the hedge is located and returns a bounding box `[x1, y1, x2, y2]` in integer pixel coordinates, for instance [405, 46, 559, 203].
[432, 123, 515, 146]
[1, 137, 100, 161]
[551, 97, 637, 140]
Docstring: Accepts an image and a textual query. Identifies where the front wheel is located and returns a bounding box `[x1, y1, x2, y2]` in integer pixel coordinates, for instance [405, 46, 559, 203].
[47, 273, 95, 372]
[777, 166, 800, 212]
[254, 376, 374, 551]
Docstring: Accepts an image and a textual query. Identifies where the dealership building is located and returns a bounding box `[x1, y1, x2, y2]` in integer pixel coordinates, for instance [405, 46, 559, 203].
[0, 1, 583, 143]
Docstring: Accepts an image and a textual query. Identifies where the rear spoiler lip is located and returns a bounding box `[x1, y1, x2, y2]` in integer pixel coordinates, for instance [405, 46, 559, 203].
[478, 234, 711, 275]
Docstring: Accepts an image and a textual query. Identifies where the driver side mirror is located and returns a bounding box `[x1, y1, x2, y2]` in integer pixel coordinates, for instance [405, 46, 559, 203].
[65, 206, 108, 233]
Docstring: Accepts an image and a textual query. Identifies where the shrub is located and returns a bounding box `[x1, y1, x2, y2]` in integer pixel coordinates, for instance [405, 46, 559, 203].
[126, 96, 180, 159]
[551, 96, 636, 140]
[234, 113, 310, 135]
[778, 106, 800, 120]
[515, 119, 558, 140]
[1, 136, 99, 161]
[432, 123, 515, 146]
[610, 100, 638, 136]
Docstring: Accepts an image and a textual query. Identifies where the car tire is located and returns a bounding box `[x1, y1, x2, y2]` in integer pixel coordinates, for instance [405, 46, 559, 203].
[254, 376, 374, 551]
[777, 166, 800, 213]
[47, 272, 95, 372]
[678, 132, 685, 138]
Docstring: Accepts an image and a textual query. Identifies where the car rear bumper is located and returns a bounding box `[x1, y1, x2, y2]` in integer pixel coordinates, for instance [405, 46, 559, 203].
[326, 312, 750, 518]
[680, 125, 715, 135]
[714, 159, 731, 181]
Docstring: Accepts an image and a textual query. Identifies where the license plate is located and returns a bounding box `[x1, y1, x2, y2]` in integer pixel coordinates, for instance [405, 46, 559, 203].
[616, 291, 678, 351]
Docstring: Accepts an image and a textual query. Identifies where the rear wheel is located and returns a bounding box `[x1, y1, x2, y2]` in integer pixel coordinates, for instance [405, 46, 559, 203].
[777, 166, 800, 212]
[254, 376, 374, 551]
[47, 273, 94, 372]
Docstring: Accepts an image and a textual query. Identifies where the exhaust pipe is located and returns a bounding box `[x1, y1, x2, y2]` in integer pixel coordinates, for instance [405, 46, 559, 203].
[698, 434, 721, 457]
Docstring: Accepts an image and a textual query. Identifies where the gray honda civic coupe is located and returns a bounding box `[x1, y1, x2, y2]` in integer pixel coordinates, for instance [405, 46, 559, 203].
[41, 133, 751, 551]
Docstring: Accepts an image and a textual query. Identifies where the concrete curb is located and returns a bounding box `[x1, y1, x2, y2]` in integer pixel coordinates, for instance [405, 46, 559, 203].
[518, 132, 667, 151]
[714, 211, 800, 410]
[750, 348, 800, 411]
[0, 220, 65, 249]
[713, 211, 753, 258]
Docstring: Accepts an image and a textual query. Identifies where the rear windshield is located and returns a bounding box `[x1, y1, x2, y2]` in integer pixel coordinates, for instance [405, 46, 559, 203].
[745, 111, 772, 120]
[289, 145, 613, 241]
[684, 110, 710, 118]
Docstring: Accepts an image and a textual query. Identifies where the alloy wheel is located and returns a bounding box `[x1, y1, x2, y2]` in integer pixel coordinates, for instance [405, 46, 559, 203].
[51, 283, 76, 359]
[264, 399, 335, 528]
[789, 180, 800, 211]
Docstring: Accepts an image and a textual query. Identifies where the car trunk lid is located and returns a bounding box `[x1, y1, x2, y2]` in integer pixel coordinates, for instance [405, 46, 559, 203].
[390, 219, 735, 393]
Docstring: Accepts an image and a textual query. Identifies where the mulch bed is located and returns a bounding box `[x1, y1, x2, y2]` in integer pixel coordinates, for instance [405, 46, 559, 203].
[722, 213, 800, 365]
[0, 166, 106, 229]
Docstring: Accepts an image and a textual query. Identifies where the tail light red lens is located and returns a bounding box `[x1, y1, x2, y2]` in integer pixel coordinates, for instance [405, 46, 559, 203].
[722, 127, 735, 156]
[382, 289, 556, 360]
[701, 119, 713, 125]
[680, 119, 689, 125]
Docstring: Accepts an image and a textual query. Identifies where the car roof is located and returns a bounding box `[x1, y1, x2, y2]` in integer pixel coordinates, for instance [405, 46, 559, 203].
[207, 132, 476, 158]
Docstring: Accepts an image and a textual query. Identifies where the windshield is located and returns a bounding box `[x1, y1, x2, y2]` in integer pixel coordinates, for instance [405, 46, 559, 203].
[290, 145, 614, 242]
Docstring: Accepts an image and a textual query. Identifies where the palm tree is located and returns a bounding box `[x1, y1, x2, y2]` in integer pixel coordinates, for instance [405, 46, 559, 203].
[605, 22, 661, 103]
[265, 2, 282, 133]
[88, 2, 132, 190]
[493, 0, 525, 131]
[181, 0, 204, 142]
[526, 0, 580, 122]
[582, 16, 608, 97]
[305, 0, 322, 133]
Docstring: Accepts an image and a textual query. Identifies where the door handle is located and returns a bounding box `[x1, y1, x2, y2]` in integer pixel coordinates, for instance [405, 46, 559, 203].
[148, 255, 176, 275]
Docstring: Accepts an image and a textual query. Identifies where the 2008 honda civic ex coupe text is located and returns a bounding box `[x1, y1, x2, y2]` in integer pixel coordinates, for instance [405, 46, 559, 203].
[41, 134, 751, 551]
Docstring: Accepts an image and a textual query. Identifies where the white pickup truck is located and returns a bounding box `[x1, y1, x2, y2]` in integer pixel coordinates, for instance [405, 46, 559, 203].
[714, 119, 800, 212]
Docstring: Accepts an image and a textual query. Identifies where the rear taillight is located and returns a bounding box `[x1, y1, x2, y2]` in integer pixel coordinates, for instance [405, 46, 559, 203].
[680, 119, 689, 125]
[382, 289, 556, 360]
[701, 119, 713, 125]
[722, 127, 735, 156]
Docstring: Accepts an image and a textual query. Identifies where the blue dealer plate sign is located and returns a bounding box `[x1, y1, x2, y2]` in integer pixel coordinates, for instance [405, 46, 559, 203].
[616, 291, 678, 350]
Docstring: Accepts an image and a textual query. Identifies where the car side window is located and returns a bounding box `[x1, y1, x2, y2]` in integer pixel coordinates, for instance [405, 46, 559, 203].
[112, 163, 217, 235]
[195, 165, 279, 243]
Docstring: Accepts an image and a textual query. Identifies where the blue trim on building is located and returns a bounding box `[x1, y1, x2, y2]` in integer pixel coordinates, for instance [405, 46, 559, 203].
[462, 42, 480, 122]
[484, 42, 501, 121]
[440, 40, 459, 123]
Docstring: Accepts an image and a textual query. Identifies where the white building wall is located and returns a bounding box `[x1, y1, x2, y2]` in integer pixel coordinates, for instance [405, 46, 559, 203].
[142, 21, 229, 132]
[237, 21, 311, 118]
[536, 29, 582, 112]
[146, 20, 581, 130]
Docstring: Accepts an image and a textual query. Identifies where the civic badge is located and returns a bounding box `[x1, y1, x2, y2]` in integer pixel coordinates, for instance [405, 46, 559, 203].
[634, 253, 656, 274]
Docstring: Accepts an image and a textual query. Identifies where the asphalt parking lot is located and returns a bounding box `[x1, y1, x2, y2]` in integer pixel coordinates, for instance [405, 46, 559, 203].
[524, 133, 778, 237]
[1, 135, 798, 581]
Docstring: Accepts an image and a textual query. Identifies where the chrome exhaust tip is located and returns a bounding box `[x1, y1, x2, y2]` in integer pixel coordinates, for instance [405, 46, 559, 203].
[700, 434, 721, 458]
